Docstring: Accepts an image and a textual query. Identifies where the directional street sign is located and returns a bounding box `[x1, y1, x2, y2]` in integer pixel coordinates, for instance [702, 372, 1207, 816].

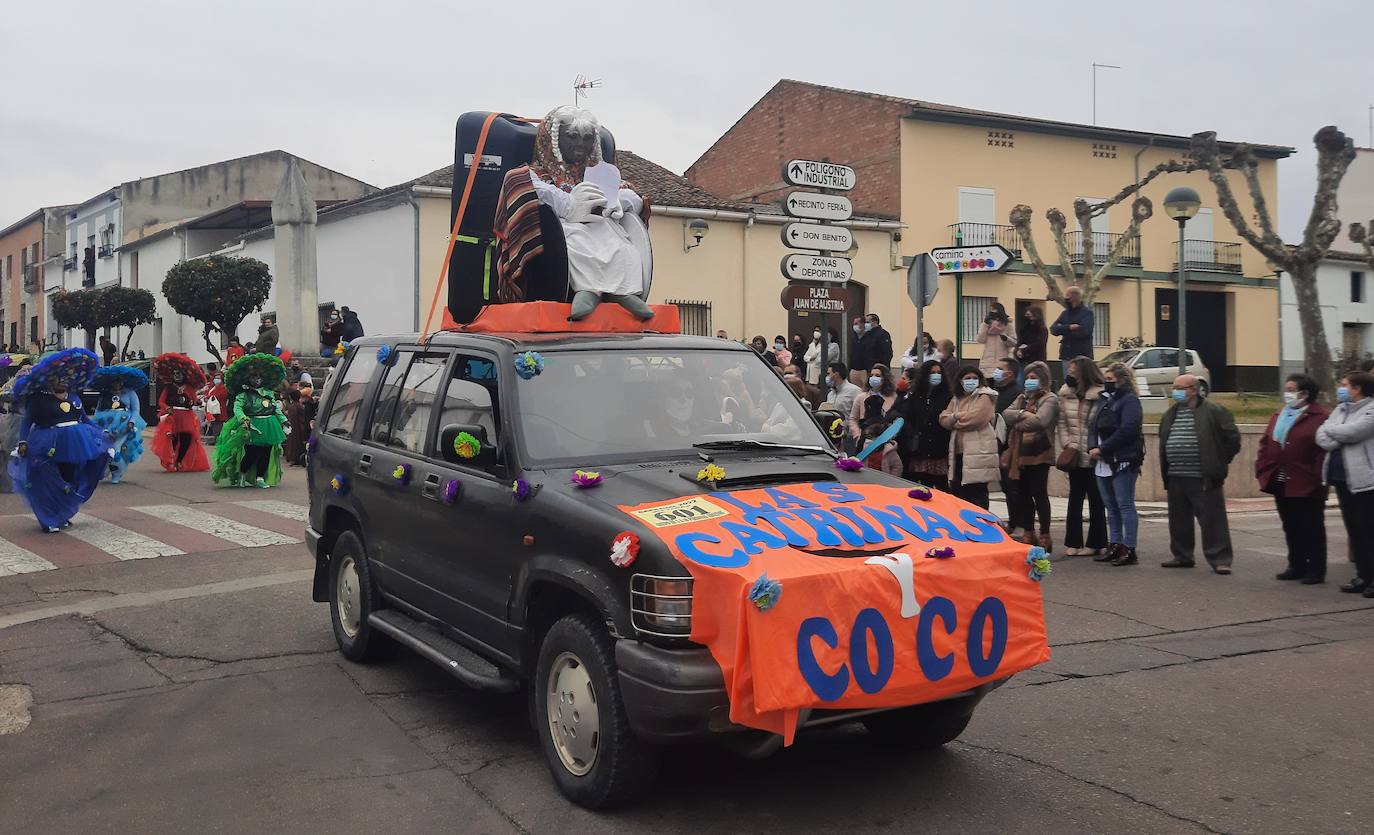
[780, 283, 851, 313]
[781, 222, 853, 252]
[782, 159, 856, 191]
[783, 191, 853, 222]
[906, 253, 939, 308]
[929, 244, 1015, 274]
[780, 253, 853, 283]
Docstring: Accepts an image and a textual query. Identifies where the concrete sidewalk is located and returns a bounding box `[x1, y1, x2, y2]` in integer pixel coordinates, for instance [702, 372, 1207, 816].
[988, 492, 1303, 523]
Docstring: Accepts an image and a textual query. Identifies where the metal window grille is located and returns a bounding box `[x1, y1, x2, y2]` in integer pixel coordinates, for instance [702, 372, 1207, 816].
[1092, 302, 1110, 348]
[961, 296, 996, 340]
[667, 299, 711, 336]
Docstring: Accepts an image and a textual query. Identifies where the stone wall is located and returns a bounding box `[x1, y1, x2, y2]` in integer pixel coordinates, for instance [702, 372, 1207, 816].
[1046, 424, 1268, 500]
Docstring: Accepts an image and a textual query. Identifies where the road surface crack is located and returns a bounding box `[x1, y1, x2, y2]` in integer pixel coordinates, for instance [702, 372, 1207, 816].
[1049, 605, 1374, 649]
[955, 740, 1229, 833]
[1028, 639, 1337, 686]
[1046, 600, 1168, 632]
[82, 615, 333, 667]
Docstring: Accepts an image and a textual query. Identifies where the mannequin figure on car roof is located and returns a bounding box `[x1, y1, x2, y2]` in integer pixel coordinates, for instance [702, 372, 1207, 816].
[493, 106, 654, 321]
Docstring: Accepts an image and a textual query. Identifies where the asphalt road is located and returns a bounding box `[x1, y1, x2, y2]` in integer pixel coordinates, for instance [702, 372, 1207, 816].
[1, 455, 1371, 834]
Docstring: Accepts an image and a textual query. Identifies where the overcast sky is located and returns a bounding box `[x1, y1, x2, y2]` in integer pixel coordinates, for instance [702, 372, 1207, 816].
[3, 0, 1367, 241]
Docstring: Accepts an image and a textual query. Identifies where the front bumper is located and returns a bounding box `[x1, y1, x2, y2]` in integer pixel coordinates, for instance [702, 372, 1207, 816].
[615, 640, 728, 743]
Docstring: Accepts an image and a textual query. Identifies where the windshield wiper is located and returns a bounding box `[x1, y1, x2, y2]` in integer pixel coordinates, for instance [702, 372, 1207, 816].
[692, 440, 833, 455]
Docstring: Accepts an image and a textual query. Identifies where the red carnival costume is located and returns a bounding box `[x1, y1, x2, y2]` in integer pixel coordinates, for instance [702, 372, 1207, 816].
[151, 353, 210, 472]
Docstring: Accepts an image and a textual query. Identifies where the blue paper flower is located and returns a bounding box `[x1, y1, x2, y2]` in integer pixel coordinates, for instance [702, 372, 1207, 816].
[1027, 546, 1052, 582]
[330, 474, 349, 496]
[376, 345, 392, 364]
[748, 574, 782, 612]
[514, 351, 544, 380]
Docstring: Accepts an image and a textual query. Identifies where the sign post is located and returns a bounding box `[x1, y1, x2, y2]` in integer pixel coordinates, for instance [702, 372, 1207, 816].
[907, 253, 939, 362]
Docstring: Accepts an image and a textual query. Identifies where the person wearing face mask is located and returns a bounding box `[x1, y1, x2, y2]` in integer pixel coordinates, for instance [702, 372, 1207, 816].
[803, 330, 823, 386]
[1316, 371, 1374, 595]
[1256, 374, 1329, 584]
[938, 366, 999, 508]
[1015, 306, 1048, 370]
[821, 362, 863, 453]
[772, 335, 792, 369]
[790, 334, 807, 379]
[320, 309, 343, 357]
[992, 358, 1025, 535]
[203, 370, 230, 442]
[899, 360, 952, 492]
[976, 302, 1016, 377]
[1056, 356, 1108, 556]
[899, 331, 937, 371]
[848, 365, 896, 444]
[1089, 363, 1145, 566]
[749, 336, 776, 368]
[1158, 373, 1241, 573]
[1003, 361, 1059, 551]
[1049, 286, 1094, 379]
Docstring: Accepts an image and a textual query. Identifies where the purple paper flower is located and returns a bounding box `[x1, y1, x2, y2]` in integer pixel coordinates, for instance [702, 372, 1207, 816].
[306, 436, 318, 455]
[908, 485, 933, 501]
[442, 478, 461, 504]
[570, 469, 603, 488]
[834, 456, 863, 472]
[512, 478, 532, 502]
[748, 574, 782, 612]
[925, 546, 956, 559]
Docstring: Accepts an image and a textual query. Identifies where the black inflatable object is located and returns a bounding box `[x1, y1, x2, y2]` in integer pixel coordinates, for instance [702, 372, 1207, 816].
[447, 112, 616, 325]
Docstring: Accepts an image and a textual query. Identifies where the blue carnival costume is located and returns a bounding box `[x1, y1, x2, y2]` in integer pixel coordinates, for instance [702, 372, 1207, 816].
[8, 349, 114, 531]
[91, 365, 149, 484]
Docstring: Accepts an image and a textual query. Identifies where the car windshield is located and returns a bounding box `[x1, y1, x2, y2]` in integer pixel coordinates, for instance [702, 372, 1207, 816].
[1100, 350, 1138, 365]
[513, 348, 829, 466]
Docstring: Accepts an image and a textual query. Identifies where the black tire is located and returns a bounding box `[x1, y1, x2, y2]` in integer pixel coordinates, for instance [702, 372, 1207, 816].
[328, 530, 386, 662]
[862, 698, 976, 749]
[533, 612, 660, 809]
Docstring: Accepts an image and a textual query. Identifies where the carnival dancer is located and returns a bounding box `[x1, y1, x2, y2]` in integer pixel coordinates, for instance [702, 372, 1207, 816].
[8, 348, 113, 532]
[151, 353, 210, 472]
[212, 353, 288, 488]
[91, 365, 149, 484]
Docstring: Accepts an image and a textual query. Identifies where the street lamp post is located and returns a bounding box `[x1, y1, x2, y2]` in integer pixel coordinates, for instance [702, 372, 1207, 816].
[1163, 187, 1201, 377]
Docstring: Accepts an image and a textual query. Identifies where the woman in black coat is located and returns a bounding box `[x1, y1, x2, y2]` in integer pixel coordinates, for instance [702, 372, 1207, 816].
[900, 359, 953, 492]
[1016, 305, 1049, 371]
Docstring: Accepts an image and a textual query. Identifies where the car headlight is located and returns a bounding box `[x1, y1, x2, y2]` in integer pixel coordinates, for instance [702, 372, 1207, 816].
[630, 574, 693, 637]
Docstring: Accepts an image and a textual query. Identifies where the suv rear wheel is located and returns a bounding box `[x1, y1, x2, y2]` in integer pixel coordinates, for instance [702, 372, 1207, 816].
[328, 531, 385, 662]
[533, 612, 659, 809]
[861, 698, 976, 749]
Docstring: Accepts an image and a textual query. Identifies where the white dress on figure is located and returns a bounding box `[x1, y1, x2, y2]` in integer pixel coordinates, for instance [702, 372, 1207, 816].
[528, 174, 652, 298]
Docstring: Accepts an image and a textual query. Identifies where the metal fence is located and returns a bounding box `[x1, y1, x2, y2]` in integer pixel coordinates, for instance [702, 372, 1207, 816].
[1065, 231, 1141, 267]
[947, 223, 1023, 259]
[667, 299, 712, 336]
[1173, 239, 1242, 274]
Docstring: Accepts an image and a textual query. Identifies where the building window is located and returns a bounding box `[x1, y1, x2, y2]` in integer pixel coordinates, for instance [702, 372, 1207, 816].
[19, 304, 26, 346]
[130, 251, 139, 288]
[961, 296, 996, 340]
[1353, 271, 1365, 304]
[28, 315, 37, 347]
[30, 243, 39, 263]
[69, 241, 77, 259]
[1092, 302, 1111, 348]
[667, 299, 712, 337]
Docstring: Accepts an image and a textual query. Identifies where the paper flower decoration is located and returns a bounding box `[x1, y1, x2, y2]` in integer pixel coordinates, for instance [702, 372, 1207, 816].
[0, 355, 11, 368]
[925, 546, 956, 559]
[828, 416, 845, 439]
[453, 431, 481, 459]
[1026, 546, 1052, 582]
[376, 345, 392, 363]
[512, 478, 532, 502]
[330, 474, 349, 496]
[610, 532, 640, 567]
[514, 351, 545, 380]
[696, 463, 726, 484]
[334, 341, 347, 356]
[306, 436, 318, 456]
[570, 469, 603, 488]
[442, 478, 462, 505]
[908, 485, 933, 501]
[391, 462, 412, 486]
[834, 457, 863, 472]
[748, 574, 782, 612]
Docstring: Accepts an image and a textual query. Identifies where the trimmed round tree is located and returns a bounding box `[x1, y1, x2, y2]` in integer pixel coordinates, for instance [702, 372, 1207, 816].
[163, 256, 272, 364]
[95, 286, 158, 357]
[50, 288, 104, 350]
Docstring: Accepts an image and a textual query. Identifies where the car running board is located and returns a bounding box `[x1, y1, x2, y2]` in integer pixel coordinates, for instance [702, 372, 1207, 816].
[368, 610, 520, 693]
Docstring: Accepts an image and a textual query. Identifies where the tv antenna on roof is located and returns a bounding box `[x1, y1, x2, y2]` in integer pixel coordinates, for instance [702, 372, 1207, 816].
[1092, 62, 1120, 126]
[573, 75, 602, 107]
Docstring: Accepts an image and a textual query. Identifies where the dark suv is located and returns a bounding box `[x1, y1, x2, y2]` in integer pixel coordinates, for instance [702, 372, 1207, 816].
[307, 332, 1004, 808]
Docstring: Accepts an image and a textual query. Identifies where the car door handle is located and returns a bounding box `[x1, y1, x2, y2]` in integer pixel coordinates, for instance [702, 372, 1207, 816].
[357, 453, 372, 476]
[421, 473, 441, 500]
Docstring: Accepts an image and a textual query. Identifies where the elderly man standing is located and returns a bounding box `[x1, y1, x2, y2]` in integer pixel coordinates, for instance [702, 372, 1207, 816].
[1159, 373, 1241, 574]
[1049, 286, 1094, 379]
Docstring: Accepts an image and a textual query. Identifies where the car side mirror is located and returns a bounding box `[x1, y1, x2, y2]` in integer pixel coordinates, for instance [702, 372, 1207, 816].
[440, 423, 497, 467]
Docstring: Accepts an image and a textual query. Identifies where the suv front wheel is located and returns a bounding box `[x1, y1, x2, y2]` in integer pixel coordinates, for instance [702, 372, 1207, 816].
[533, 612, 659, 809]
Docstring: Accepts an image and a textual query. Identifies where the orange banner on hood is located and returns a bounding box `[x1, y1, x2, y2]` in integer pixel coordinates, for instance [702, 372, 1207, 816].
[620, 482, 1051, 743]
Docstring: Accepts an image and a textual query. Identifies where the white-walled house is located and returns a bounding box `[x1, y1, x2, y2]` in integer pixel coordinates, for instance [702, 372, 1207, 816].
[1280, 251, 1372, 377]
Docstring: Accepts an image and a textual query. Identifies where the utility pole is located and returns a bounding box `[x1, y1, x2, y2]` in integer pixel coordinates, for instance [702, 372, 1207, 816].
[573, 75, 601, 107]
[1092, 63, 1121, 126]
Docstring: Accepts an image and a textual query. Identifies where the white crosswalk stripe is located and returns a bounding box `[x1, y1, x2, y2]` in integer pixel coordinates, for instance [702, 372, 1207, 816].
[68, 513, 185, 561]
[133, 505, 298, 547]
[0, 540, 57, 577]
[234, 500, 308, 522]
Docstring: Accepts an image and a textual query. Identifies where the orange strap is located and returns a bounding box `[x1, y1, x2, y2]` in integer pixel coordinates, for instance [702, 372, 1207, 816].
[420, 111, 500, 340]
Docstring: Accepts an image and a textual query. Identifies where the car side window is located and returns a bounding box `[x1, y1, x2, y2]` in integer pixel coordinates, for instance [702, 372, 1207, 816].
[367, 351, 414, 447]
[320, 350, 379, 437]
[383, 353, 448, 454]
[435, 355, 499, 458]
[1155, 349, 1179, 368]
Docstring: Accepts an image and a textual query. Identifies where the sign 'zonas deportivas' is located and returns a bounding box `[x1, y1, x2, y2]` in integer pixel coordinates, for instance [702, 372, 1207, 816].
[782, 159, 856, 191]
[780, 253, 853, 283]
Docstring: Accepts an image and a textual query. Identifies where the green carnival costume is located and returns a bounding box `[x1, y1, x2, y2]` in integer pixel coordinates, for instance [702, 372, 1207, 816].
[212, 354, 288, 488]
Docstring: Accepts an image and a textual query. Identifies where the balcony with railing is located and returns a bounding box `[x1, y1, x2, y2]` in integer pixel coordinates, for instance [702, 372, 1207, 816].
[947, 223, 1022, 259]
[1064, 230, 1141, 268]
[1172, 239, 1242, 274]
[97, 244, 114, 258]
[62, 256, 77, 272]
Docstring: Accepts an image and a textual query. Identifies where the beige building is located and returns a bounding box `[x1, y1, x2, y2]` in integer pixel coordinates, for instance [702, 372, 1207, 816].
[687, 80, 1293, 391]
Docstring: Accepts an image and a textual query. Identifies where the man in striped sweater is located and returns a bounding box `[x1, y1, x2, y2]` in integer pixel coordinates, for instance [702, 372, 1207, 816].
[1159, 374, 1242, 574]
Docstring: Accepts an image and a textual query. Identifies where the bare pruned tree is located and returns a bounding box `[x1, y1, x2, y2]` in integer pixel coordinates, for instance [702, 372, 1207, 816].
[1190, 127, 1357, 391]
[1349, 220, 1374, 268]
[1009, 160, 1200, 305]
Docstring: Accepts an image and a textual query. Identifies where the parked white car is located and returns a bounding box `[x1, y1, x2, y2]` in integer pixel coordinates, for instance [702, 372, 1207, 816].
[1099, 347, 1211, 397]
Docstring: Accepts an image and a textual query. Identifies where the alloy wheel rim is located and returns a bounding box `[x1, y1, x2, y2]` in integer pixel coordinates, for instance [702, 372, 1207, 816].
[546, 651, 599, 776]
